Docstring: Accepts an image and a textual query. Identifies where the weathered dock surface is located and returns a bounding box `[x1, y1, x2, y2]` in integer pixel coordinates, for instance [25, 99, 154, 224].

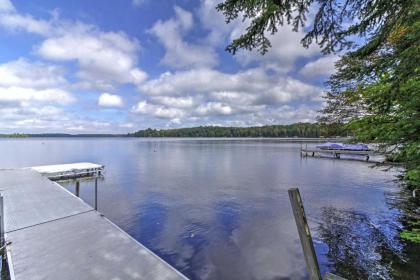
[0, 168, 187, 280]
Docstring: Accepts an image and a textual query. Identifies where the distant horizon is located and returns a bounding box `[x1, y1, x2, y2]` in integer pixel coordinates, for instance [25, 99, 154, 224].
[0, 122, 318, 135]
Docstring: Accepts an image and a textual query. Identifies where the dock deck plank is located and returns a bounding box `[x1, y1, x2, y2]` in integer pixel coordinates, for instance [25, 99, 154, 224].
[0, 169, 92, 233]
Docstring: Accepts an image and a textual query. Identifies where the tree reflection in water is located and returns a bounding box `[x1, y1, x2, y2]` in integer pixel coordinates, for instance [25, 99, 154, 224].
[317, 207, 420, 280]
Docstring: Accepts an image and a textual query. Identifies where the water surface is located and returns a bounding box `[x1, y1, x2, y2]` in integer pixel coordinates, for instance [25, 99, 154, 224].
[0, 138, 418, 279]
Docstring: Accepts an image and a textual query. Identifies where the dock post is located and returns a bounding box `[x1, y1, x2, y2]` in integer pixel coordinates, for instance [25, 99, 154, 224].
[288, 188, 322, 280]
[75, 181, 80, 197]
[94, 177, 98, 211]
[0, 195, 4, 247]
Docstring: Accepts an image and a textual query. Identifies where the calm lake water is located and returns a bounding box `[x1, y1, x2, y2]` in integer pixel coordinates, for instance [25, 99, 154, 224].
[0, 138, 418, 280]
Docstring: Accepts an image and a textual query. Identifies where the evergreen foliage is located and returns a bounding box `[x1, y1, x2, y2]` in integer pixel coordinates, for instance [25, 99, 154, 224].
[217, 0, 419, 189]
[131, 123, 347, 138]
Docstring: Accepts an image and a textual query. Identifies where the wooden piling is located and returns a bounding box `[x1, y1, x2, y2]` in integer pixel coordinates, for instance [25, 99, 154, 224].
[288, 188, 322, 280]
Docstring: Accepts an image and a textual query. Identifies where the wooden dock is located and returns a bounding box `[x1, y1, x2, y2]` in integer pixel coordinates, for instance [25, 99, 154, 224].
[0, 164, 187, 280]
[301, 148, 385, 163]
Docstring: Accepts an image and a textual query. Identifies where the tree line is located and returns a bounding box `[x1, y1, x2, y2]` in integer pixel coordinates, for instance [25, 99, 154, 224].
[130, 123, 348, 138]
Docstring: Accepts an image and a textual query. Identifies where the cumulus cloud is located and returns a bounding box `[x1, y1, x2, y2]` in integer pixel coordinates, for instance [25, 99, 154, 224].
[149, 5, 218, 69]
[198, 0, 235, 46]
[139, 68, 322, 104]
[130, 0, 326, 127]
[0, 87, 75, 106]
[36, 27, 147, 88]
[98, 93, 124, 108]
[133, 67, 322, 124]
[0, 58, 66, 88]
[299, 55, 339, 77]
[232, 27, 321, 73]
[151, 96, 196, 109]
[196, 102, 232, 116]
[132, 101, 185, 119]
[0, 0, 52, 36]
[0, 58, 74, 106]
[0, 0, 147, 90]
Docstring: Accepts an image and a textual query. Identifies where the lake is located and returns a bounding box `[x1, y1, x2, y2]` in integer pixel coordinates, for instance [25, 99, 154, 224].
[0, 138, 418, 279]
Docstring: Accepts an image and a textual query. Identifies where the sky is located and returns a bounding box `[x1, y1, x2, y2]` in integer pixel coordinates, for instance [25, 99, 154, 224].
[0, 0, 338, 133]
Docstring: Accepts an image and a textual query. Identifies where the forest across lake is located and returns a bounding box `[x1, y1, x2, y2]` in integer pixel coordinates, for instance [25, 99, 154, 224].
[1, 123, 349, 139]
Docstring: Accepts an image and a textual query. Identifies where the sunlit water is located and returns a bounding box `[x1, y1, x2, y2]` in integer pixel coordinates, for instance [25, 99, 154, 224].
[0, 138, 418, 279]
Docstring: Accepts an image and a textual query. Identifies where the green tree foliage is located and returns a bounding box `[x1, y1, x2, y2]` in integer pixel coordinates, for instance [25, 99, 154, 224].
[217, 0, 409, 54]
[320, 2, 420, 189]
[131, 123, 347, 138]
[217, 0, 419, 189]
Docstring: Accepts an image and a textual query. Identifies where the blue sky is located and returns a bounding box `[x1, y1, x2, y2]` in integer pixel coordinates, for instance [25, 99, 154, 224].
[0, 0, 338, 133]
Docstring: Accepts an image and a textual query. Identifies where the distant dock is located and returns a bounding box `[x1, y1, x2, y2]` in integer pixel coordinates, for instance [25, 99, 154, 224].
[0, 163, 187, 280]
[301, 148, 386, 163]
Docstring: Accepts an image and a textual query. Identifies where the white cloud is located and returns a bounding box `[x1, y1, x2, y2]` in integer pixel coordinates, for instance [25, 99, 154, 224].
[98, 93, 124, 108]
[0, 12, 52, 36]
[232, 27, 321, 73]
[0, 1, 147, 90]
[36, 26, 147, 88]
[299, 55, 339, 77]
[0, 0, 14, 12]
[198, 0, 242, 46]
[196, 102, 232, 116]
[151, 96, 196, 109]
[0, 87, 75, 105]
[0, 58, 66, 88]
[0, 102, 134, 133]
[149, 6, 218, 69]
[139, 68, 321, 104]
[134, 67, 323, 124]
[132, 101, 185, 119]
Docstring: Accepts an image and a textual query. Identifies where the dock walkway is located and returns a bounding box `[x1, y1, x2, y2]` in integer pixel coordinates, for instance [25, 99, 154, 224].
[0, 167, 187, 280]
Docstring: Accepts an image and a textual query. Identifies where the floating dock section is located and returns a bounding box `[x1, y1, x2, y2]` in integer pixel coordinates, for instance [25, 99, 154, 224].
[0, 163, 187, 280]
[29, 162, 104, 180]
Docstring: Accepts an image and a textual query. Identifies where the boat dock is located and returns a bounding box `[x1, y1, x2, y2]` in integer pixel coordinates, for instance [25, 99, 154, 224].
[301, 148, 385, 163]
[0, 163, 187, 280]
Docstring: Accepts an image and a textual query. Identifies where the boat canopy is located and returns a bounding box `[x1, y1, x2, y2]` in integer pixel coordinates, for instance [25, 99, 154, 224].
[316, 142, 370, 151]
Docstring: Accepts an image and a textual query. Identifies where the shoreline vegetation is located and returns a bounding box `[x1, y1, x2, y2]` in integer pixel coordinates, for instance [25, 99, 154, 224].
[0, 123, 349, 138]
[130, 123, 347, 138]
